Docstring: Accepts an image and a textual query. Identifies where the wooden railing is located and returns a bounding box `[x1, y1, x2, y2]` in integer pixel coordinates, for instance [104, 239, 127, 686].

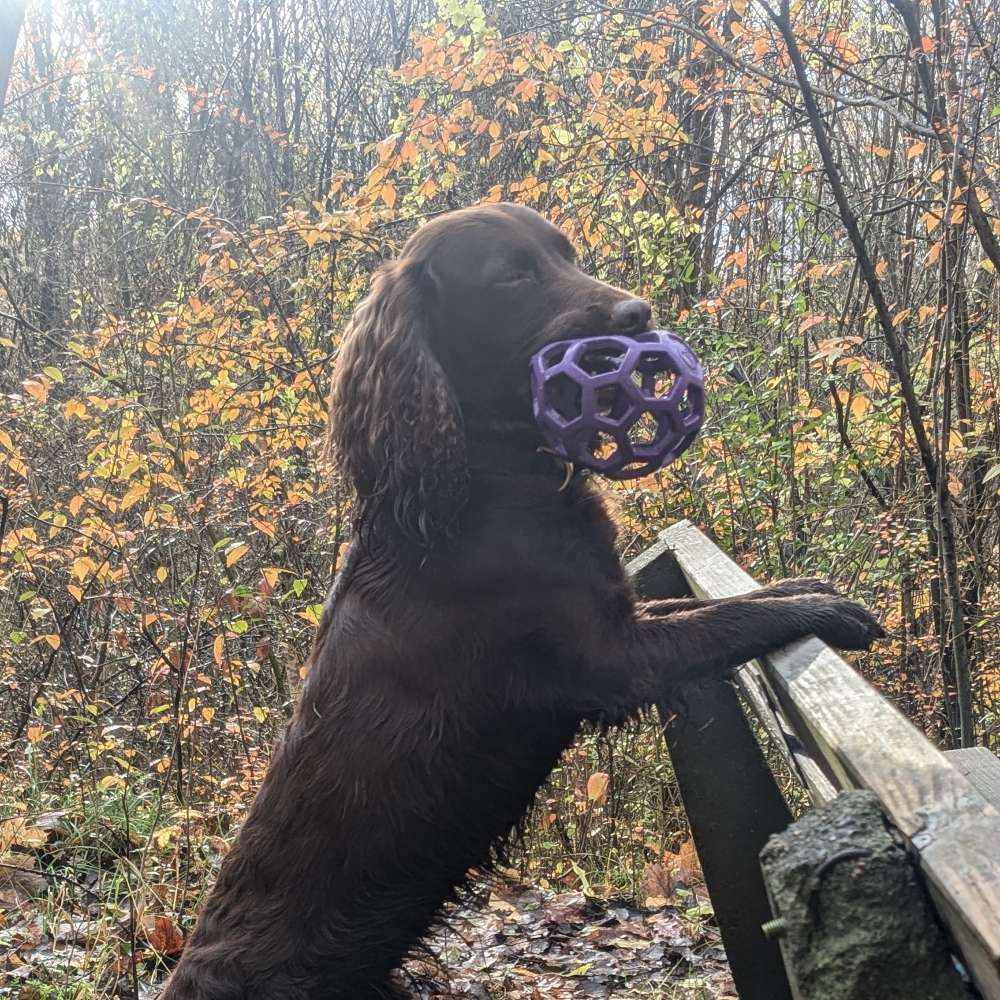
[627, 521, 1000, 1000]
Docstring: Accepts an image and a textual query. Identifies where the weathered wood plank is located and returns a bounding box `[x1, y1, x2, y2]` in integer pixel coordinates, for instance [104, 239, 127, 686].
[736, 664, 838, 805]
[660, 519, 1000, 1000]
[947, 748, 1000, 810]
[626, 543, 795, 1000]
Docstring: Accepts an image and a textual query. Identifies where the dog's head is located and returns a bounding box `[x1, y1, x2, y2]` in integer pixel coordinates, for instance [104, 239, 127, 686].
[329, 202, 652, 544]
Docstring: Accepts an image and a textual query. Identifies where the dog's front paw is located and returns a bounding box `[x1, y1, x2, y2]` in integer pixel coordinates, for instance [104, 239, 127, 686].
[763, 577, 840, 600]
[808, 596, 886, 651]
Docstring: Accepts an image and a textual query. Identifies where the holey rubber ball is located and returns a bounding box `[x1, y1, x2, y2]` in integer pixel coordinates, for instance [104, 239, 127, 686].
[529, 330, 705, 480]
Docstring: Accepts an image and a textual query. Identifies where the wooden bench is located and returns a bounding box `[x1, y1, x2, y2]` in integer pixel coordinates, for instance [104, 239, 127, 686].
[627, 520, 1000, 1000]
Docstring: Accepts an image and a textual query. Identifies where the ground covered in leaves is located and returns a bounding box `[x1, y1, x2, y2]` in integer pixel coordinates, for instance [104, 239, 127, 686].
[406, 883, 735, 1000]
[1, 860, 733, 999]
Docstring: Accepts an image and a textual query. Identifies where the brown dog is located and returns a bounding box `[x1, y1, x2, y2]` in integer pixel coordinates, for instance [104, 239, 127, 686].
[161, 203, 883, 999]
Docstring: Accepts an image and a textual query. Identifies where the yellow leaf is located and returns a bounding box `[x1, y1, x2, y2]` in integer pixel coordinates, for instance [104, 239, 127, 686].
[859, 362, 890, 392]
[253, 706, 267, 724]
[155, 566, 168, 583]
[26, 726, 46, 744]
[121, 482, 148, 511]
[587, 771, 610, 803]
[201, 707, 216, 723]
[152, 825, 179, 849]
[67, 585, 84, 602]
[875, 261, 888, 276]
[301, 227, 321, 249]
[63, 399, 87, 419]
[213, 634, 225, 666]
[262, 566, 283, 589]
[67, 495, 84, 516]
[0, 429, 13, 452]
[99, 775, 126, 791]
[0, 820, 47, 850]
[225, 543, 249, 567]
[950, 204, 966, 226]
[380, 183, 397, 209]
[71, 556, 96, 581]
[849, 395, 871, 419]
[906, 141, 926, 160]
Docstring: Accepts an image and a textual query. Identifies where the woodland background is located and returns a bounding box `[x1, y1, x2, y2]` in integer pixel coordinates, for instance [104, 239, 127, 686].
[0, 0, 999, 994]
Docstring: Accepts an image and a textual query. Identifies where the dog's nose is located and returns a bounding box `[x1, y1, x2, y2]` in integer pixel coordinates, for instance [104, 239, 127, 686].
[610, 298, 652, 334]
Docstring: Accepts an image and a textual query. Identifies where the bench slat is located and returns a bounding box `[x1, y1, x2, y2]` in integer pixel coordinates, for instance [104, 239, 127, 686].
[947, 747, 1000, 811]
[660, 519, 1000, 1000]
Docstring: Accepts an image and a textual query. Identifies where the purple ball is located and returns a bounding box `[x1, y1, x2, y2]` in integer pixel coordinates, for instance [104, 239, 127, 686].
[530, 330, 705, 480]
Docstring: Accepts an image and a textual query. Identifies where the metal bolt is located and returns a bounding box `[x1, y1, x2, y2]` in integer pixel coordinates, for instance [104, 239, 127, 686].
[761, 917, 789, 939]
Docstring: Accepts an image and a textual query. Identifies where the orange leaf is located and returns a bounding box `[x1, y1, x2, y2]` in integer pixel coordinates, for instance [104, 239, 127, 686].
[225, 543, 249, 567]
[71, 556, 96, 582]
[145, 915, 185, 956]
[22, 378, 49, 404]
[586, 772, 610, 803]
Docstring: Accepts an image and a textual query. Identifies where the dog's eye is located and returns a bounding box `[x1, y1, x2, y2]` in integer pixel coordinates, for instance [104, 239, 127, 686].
[496, 270, 535, 286]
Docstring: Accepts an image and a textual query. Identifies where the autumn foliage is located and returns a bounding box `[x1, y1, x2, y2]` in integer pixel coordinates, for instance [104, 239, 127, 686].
[1, 0, 999, 990]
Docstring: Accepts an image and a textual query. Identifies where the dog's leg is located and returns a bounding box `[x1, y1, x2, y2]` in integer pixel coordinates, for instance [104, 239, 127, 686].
[639, 577, 839, 617]
[578, 592, 884, 719]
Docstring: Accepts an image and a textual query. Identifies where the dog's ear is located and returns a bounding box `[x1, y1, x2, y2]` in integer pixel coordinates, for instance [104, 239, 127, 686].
[328, 261, 467, 546]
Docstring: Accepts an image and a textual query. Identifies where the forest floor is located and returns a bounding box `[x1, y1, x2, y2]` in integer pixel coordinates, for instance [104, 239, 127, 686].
[0, 865, 733, 999]
[406, 881, 735, 999]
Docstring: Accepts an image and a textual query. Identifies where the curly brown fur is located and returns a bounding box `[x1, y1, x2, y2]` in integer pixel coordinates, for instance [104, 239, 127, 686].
[329, 261, 467, 544]
[160, 203, 884, 1000]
